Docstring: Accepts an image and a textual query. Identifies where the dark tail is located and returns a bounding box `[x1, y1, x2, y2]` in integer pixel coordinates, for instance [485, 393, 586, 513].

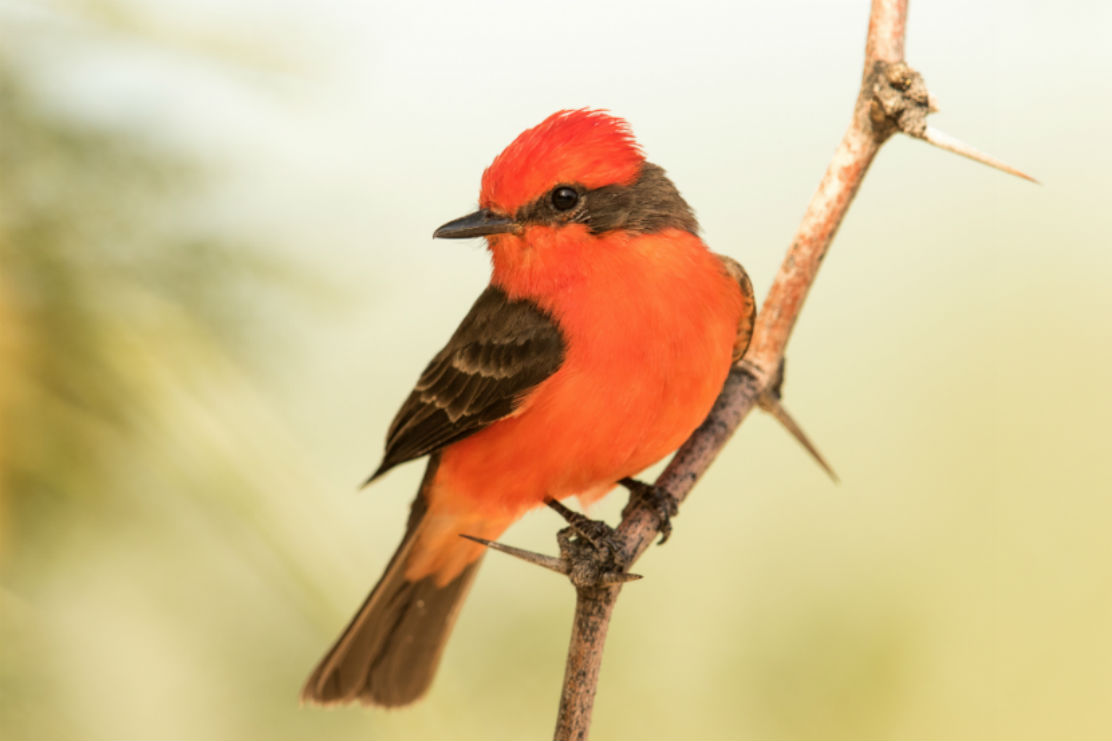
[301, 455, 482, 707]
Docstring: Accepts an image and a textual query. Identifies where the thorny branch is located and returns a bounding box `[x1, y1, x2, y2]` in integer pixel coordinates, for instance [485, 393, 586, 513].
[471, 1, 1033, 739]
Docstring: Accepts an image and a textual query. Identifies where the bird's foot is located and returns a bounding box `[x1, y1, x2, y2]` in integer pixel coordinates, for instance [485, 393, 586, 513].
[545, 498, 623, 556]
[619, 477, 678, 544]
[545, 498, 633, 588]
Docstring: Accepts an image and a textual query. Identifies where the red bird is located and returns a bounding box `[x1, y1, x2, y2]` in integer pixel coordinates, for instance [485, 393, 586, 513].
[302, 109, 755, 707]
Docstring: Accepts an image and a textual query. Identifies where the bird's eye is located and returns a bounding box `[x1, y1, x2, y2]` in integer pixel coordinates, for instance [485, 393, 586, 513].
[551, 186, 579, 211]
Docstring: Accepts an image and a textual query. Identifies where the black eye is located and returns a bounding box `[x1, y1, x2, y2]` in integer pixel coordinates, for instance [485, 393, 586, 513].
[551, 186, 579, 211]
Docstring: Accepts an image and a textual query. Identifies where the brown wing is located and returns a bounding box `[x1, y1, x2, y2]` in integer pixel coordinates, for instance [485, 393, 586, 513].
[715, 253, 757, 362]
[367, 286, 565, 482]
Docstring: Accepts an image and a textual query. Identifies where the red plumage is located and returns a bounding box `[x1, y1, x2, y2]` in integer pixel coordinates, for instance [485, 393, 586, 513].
[481, 109, 643, 214]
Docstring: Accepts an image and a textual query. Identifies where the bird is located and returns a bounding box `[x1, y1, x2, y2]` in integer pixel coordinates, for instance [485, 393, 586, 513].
[301, 109, 756, 707]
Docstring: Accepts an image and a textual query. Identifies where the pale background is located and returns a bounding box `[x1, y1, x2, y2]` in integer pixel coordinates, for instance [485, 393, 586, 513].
[1, 0, 1109, 738]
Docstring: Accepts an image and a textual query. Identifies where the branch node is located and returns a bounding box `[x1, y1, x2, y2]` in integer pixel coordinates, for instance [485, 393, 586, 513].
[865, 61, 1037, 183]
[557, 531, 633, 590]
[868, 60, 931, 140]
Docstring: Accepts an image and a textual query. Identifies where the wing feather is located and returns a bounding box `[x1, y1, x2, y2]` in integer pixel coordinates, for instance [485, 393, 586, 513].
[368, 286, 565, 481]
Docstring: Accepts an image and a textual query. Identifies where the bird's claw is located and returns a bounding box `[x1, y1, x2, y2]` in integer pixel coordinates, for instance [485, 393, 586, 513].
[546, 498, 623, 555]
[545, 498, 630, 586]
[619, 477, 678, 544]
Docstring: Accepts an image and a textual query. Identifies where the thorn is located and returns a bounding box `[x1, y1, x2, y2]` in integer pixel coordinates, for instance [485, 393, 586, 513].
[758, 395, 839, 483]
[758, 357, 836, 482]
[459, 533, 568, 575]
[599, 571, 643, 585]
[917, 126, 1038, 183]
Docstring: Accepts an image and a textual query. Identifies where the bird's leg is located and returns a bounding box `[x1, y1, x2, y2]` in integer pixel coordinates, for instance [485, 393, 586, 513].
[545, 498, 625, 565]
[619, 477, 678, 544]
[545, 508, 637, 590]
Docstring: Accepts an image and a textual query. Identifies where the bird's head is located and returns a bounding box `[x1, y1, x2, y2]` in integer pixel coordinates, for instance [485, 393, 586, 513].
[433, 109, 697, 249]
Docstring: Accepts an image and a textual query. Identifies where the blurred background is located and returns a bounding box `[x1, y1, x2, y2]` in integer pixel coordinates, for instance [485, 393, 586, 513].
[1, 0, 1109, 738]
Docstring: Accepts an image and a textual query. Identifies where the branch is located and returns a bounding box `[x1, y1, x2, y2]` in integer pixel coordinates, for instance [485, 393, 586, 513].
[473, 1, 1034, 738]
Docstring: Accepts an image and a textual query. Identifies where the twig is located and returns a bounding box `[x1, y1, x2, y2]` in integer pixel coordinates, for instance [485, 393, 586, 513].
[550, 5, 910, 733]
[464, 0, 1033, 737]
[547, 4, 889, 737]
[553, 587, 618, 741]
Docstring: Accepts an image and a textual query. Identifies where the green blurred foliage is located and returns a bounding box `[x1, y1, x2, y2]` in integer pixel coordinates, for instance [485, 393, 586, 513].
[0, 45, 328, 738]
[0, 65, 226, 554]
[1, 62, 178, 724]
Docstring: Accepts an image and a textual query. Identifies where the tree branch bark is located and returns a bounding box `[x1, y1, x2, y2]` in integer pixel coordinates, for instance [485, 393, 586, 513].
[544, 0, 1028, 737]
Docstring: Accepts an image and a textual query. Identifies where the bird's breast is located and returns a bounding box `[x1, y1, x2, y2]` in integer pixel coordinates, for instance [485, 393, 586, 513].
[434, 228, 744, 516]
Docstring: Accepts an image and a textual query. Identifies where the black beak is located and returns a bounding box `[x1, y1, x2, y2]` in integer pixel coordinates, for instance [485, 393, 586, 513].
[433, 209, 517, 239]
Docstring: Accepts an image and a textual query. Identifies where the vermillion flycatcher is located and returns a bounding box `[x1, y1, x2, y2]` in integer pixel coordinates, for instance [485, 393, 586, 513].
[302, 109, 755, 707]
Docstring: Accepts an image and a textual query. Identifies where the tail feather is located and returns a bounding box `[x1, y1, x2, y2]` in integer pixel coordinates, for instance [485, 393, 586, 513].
[301, 558, 480, 706]
[301, 454, 483, 707]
